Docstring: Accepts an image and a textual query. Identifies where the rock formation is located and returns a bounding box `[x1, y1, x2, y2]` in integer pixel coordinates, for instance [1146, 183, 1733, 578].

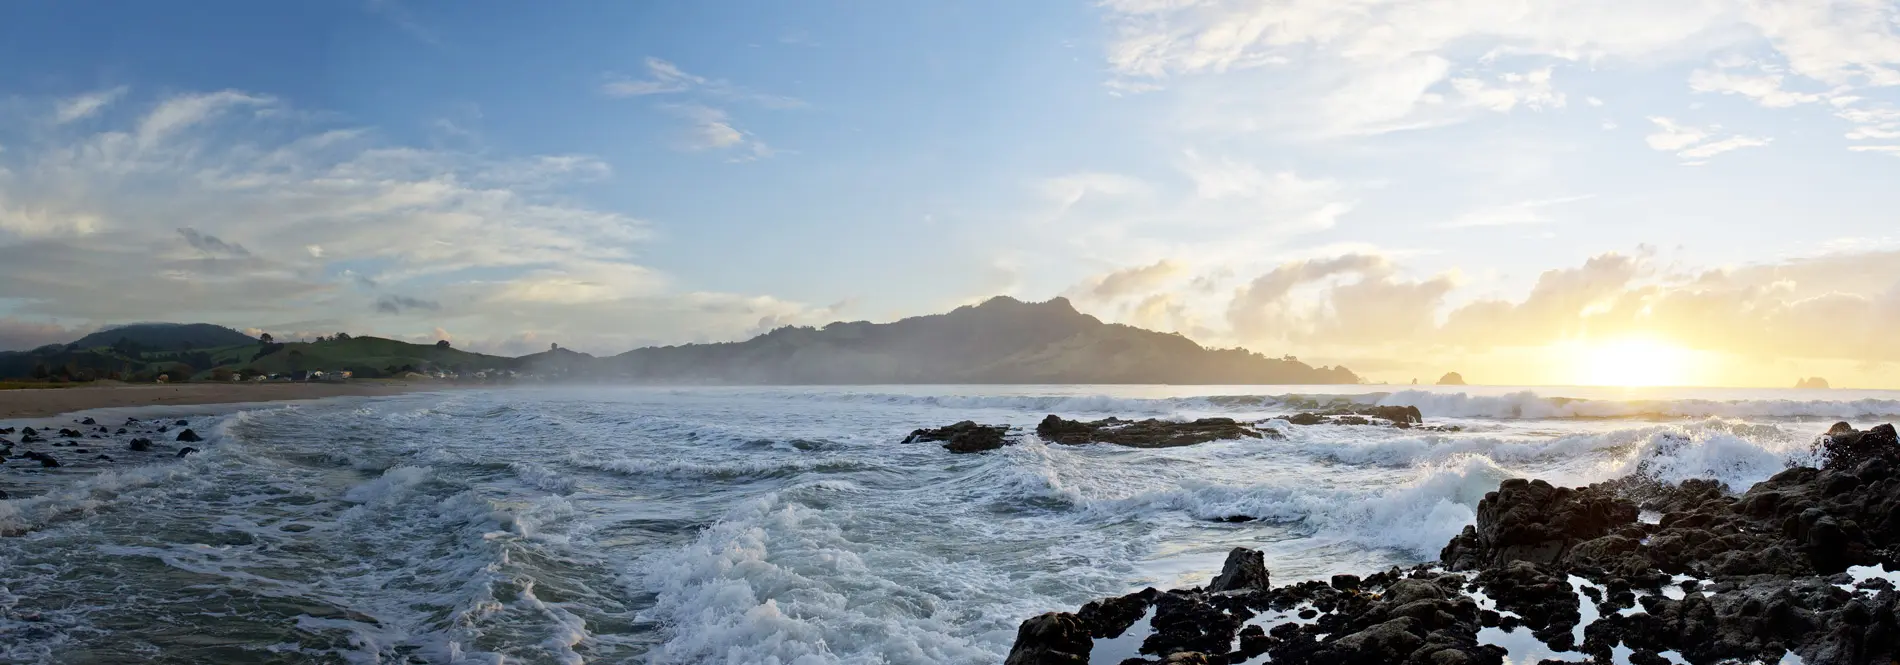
[1005, 420, 1900, 664]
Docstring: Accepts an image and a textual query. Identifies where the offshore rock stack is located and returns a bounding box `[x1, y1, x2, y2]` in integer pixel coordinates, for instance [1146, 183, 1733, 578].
[1004, 421, 1900, 665]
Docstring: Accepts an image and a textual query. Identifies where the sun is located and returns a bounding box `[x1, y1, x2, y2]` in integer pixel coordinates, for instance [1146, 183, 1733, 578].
[1575, 338, 1694, 387]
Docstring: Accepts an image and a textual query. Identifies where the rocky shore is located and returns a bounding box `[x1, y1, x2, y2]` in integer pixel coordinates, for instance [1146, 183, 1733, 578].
[0, 416, 209, 504]
[904, 405, 1446, 454]
[1003, 422, 1900, 665]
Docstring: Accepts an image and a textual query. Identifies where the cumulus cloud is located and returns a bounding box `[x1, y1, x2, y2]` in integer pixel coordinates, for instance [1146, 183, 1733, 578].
[0, 88, 829, 355]
[1097, 0, 1900, 140]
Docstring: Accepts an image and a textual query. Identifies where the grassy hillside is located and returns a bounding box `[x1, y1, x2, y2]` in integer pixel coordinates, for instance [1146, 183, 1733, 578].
[0, 334, 511, 381]
[72, 323, 257, 350]
[238, 336, 513, 378]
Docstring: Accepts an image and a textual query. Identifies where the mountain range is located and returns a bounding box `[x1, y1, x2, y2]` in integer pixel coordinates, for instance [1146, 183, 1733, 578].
[0, 296, 1361, 385]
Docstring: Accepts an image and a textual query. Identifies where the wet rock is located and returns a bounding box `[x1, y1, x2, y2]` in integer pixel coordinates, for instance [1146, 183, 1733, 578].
[1280, 404, 1426, 428]
[175, 429, 202, 443]
[176, 447, 199, 457]
[1207, 547, 1271, 593]
[1004, 612, 1091, 665]
[1077, 588, 1156, 638]
[94, 454, 111, 461]
[22, 451, 59, 467]
[0, 489, 8, 499]
[20, 427, 36, 437]
[174, 420, 189, 427]
[1143, 590, 1243, 656]
[79, 417, 96, 425]
[115, 428, 127, 435]
[1036, 415, 1274, 448]
[128, 438, 153, 452]
[1815, 423, 1900, 471]
[1441, 478, 1638, 570]
[903, 421, 1012, 453]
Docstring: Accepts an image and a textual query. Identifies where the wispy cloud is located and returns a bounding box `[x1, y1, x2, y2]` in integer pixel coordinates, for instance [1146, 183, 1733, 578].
[601, 57, 804, 109]
[1645, 117, 1769, 163]
[54, 86, 129, 124]
[604, 58, 797, 162]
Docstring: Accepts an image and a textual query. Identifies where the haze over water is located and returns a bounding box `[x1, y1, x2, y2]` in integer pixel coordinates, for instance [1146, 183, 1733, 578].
[1, 384, 1886, 664]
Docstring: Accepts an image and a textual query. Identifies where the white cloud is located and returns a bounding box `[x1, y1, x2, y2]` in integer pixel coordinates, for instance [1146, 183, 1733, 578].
[0, 88, 819, 353]
[1677, 134, 1772, 158]
[601, 57, 804, 109]
[1097, 0, 1900, 140]
[1688, 60, 1823, 107]
[1644, 116, 1769, 161]
[54, 86, 129, 124]
[137, 90, 272, 147]
[1451, 67, 1566, 112]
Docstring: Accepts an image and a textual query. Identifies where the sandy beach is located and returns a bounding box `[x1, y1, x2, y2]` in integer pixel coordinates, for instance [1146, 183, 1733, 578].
[0, 381, 434, 419]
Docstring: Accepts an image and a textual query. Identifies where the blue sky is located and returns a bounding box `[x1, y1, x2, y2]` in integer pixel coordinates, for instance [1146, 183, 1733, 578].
[3, 0, 1900, 386]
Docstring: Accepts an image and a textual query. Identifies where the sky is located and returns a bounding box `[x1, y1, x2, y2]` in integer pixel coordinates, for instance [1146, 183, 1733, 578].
[2, 0, 1899, 387]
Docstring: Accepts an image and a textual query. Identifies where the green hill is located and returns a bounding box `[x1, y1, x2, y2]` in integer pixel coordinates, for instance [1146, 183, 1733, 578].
[72, 323, 257, 351]
[240, 336, 512, 378]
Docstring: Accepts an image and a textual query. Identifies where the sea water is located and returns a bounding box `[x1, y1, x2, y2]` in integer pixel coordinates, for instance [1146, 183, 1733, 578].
[0, 383, 1886, 664]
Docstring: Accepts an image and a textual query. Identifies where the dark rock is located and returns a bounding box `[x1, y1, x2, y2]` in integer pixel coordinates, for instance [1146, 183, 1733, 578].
[128, 438, 153, 452]
[0, 489, 8, 499]
[1815, 423, 1899, 470]
[1144, 591, 1242, 655]
[1207, 547, 1271, 593]
[1004, 612, 1091, 665]
[176, 447, 199, 457]
[175, 429, 202, 443]
[1441, 478, 1637, 570]
[115, 428, 127, 435]
[79, 417, 96, 425]
[94, 454, 112, 461]
[173, 420, 189, 427]
[20, 427, 36, 437]
[23, 451, 59, 467]
[1036, 415, 1273, 448]
[903, 421, 1012, 453]
[1077, 588, 1156, 638]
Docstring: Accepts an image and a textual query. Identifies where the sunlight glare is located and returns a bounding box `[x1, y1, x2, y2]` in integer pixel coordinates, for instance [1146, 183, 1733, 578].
[1577, 338, 1692, 387]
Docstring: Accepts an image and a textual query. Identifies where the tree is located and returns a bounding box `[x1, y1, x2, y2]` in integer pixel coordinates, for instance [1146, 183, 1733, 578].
[551, 342, 559, 351]
[335, 332, 352, 341]
[29, 363, 49, 380]
[259, 332, 274, 344]
[436, 340, 451, 349]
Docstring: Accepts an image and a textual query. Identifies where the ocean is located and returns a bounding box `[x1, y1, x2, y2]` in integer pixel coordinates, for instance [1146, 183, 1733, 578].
[1, 384, 1894, 664]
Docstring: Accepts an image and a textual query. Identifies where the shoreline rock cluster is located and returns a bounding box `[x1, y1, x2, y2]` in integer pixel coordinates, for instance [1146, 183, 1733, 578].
[904, 405, 1451, 454]
[1004, 421, 1900, 664]
[1, 416, 207, 497]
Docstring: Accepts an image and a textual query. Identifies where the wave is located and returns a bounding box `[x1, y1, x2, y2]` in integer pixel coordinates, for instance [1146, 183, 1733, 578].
[1004, 419, 1814, 559]
[1376, 390, 1900, 420]
[719, 388, 1900, 422]
[570, 456, 881, 480]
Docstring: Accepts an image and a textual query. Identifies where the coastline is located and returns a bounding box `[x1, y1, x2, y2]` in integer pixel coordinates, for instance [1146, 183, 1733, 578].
[0, 381, 439, 419]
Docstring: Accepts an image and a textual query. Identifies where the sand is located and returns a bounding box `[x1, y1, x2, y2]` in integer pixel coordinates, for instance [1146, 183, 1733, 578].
[0, 381, 435, 419]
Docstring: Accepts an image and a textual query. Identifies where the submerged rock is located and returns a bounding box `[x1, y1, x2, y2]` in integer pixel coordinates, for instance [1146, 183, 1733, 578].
[175, 429, 203, 443]
[903, 421, 1012, 453]
[128, 438, 153, 452]
[1036, 415, 1275, 448]
[176, 447, 200, 457]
